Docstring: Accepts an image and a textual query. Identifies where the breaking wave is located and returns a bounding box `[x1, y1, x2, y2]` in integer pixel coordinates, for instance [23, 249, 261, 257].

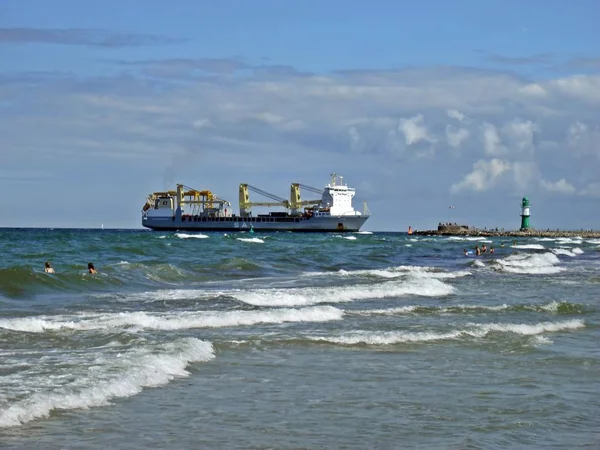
[302, 265, 471, 280]
[353, 300, 588, 316]
[231, 278, 454, 307]
[0, 337, 214, 428]
[511, 244, 546, 250]
[236, 237, 265, 243]
[175, 233, 210, 239]
[0, 306, 343, 333]
[494, 252, 565, 275]
[310, 319, 585, 345]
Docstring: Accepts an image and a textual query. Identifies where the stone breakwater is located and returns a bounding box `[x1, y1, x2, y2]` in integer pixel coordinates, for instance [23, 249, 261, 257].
[413, 229, 600, 238]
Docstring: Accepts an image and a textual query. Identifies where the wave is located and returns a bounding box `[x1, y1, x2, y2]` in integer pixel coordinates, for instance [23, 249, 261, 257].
[309, 319, 584, 345]
[555, 237, 583, 245]
[511, 244, 546, 250]
[0, 306, 343, 333]
[446, 236, 490, 242]
[175, 233, 209, 239]
[0, 257, 271, 298]
[236, 237, 265, 243]
[353, 301, 588, 316]
[302, 265, 471, 280]
[493, 252, 565, 275]
[0, 266, 128, 298]
[552, 248, 584, 257]
[0, 337, 214, 427]
[230, 278, 454, 307]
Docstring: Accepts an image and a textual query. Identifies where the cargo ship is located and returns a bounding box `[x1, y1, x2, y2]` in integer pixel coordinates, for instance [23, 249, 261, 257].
[142, 174, 370, 232]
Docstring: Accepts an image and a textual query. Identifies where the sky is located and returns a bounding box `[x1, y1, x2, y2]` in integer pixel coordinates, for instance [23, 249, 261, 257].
[0, 0, 599, 231]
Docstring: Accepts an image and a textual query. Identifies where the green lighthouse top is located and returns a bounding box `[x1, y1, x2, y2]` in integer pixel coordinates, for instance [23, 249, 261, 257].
[521, 197, 529, 207]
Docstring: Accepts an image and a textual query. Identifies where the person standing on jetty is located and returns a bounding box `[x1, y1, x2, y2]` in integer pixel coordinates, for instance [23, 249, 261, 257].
[44, 261, 55, 273]
[87, 263, 97, 274]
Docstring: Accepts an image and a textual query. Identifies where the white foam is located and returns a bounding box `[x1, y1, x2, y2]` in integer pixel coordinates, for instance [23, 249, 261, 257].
[555, 237, 583, 245]
[175, 233, 209, 239]
[0, 338, 214, 428]
[552, 248, 583, 257]
[236, 237, 264, 243]
[354, 303, 510, 316]
[512, 244, 546, 250]
[311, 319, 584, 345]
[446, 236, 489, 242]
[302, 265, 470, 280]
[496, 252, 565, 275]
[586, 239, 600, 245]
[355, 231, 373, 235]
[232, 278, 454, 307]
[353, 301, 574, 316]
[0, 306, 343, 333]
[469, 319, 584, 336]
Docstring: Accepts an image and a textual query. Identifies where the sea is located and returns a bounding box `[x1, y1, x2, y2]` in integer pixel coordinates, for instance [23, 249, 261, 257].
[0, 228, 599, 449]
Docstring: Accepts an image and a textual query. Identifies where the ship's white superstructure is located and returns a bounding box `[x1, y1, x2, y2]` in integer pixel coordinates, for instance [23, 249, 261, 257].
[318, 174, 361, 217]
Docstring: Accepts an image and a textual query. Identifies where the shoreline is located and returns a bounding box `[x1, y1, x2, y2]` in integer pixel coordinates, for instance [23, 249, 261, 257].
[412, 229, 600, 238]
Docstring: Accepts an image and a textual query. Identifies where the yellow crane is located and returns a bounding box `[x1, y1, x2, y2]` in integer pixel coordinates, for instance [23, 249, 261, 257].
[239, 183, 290, 217]
[289, 183, 322, 214]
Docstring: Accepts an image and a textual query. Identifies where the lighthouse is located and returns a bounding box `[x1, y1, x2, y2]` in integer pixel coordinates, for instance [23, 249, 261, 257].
[520, 197, 530, 230]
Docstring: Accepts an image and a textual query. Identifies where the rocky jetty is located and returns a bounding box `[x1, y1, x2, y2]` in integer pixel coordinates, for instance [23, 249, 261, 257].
[413, 228, 600, 238]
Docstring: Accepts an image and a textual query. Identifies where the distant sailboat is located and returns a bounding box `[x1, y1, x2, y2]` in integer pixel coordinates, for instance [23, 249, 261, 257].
[101, 224, 104, 230]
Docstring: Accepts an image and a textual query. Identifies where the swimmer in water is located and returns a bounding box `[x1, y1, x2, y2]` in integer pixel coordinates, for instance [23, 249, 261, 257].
[44, 261, 55, 273]
[87, 262, 97, 274]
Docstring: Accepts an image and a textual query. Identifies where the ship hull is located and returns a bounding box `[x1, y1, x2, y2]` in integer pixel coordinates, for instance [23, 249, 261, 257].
[142, 215, 369, 232]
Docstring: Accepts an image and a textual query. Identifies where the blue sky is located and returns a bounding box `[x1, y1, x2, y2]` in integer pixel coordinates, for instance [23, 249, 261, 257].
[1, 0, 599, 230]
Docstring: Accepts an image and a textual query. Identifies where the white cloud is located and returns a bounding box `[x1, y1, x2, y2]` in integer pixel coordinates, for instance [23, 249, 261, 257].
[511, 161, 540, 192]
[192, 118, 215, 129]
[579, 183, 600, 198]
[398, 114, 433, 145]
[447, 109, 466, 122]
[567, 121, 600, 158]
[540, 178, 576, 194]
[519, 83, 547, 97]
[450, 158, 511, 193]
[445, 125, 470, 148]
[502, 118, 538, 154]
[481, 123, 506, 156]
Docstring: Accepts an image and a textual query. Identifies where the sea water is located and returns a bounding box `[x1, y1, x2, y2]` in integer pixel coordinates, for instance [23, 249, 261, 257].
[0, 229, 598, 449]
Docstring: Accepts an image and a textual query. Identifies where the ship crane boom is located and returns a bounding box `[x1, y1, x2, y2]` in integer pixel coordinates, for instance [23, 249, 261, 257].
[239, 183, 290, 217]
[289, 183, 322, 214]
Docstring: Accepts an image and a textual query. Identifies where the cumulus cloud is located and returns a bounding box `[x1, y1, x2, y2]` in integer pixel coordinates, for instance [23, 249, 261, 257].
[447, 109, 466, 122]
[398, 114, 434, 145]
[451, 159, 512, 193]
[445, 125, 470, 148]
[540, 178, 576, 194]
[567, 121, 600, 158]
[503, 118, 538, 154]
[481, 123, 506, 156]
